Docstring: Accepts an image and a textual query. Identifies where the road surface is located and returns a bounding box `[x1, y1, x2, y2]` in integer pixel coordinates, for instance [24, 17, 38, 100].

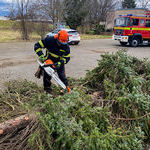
[0, 39, 150, 89]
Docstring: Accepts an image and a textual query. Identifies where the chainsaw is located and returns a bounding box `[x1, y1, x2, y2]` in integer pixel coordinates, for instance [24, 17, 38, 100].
[38, 59, 67, 90]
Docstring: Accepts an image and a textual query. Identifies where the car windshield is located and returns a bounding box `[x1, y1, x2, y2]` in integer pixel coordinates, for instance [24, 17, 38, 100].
[114, 17, 130, 27]
[68, 31, 78, 35]
[52, 30, 60, 34]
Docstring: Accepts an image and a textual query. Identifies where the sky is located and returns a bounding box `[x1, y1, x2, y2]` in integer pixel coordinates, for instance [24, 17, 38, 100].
[0, 0, 149, 17]
[0, 0, 12, 16]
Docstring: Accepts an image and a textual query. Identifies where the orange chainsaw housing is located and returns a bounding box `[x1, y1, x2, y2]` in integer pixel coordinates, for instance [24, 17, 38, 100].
[45, 59, 56, 68]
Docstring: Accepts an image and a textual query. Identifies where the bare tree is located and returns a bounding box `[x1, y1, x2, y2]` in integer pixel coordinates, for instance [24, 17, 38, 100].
[86, 0, 117, 26]
[9, 0, 35, 40]
[34, 22, 52, 39]
[136, 0, 150, 9]
[33, 0, 64, 28]
[17, 0, 29, 40]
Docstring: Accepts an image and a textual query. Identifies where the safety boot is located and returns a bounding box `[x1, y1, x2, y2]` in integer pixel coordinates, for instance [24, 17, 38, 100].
[44, 87, 52, 94]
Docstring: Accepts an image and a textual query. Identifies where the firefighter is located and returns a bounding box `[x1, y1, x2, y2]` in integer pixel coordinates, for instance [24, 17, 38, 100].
[34, 30, 71, 93]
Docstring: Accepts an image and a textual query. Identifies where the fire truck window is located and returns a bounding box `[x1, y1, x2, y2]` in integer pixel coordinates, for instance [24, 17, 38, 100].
[131, 19, 139, 26]
[140, 19, 145, 26]
[145, 20, 150, 27]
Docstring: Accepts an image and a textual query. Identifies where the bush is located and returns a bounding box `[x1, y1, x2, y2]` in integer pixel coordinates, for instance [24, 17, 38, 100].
[93, 24, 105, 34]
[34, 22, 52, 39]
[106, 28, 113, 33]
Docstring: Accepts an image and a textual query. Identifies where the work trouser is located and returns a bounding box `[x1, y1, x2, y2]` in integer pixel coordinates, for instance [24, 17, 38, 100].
[43, 65, 69, 90]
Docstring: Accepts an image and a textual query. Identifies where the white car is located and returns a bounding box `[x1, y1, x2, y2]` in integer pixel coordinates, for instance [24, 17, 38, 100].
[46, 29, 80, 45]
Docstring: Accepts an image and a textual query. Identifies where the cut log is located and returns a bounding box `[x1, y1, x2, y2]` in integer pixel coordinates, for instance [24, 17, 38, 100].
[0, 113, 36, 135]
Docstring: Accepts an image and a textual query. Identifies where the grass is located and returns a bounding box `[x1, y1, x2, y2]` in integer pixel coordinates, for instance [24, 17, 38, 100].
[0, 20, 15, 29]
[0, 29, 20, 42]
[0, 29, 41, 43]
[0, 20, 112, 42]
[0, 29, 112, 42]
[81, 34, 112, 40]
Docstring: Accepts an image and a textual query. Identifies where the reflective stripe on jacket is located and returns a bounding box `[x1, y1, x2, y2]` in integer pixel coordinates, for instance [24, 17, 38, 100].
[34, 36, 70, 64]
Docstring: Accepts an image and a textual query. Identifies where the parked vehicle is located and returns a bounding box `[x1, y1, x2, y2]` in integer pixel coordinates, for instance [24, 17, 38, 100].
[46, 29, 80, 45]
[113, 13, 150, 47]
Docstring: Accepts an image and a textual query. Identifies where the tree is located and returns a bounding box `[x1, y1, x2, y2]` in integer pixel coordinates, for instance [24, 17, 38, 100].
[9, 0, 34, 40]
[34, 22, 52, 39]
[33, 0, 64, 28]
[63, 0, 87, 30]
[81, 0, 117, 34]
[136, 0, 150, 9]
[87, 0, 117, 24]
[122, 0, 136, 8]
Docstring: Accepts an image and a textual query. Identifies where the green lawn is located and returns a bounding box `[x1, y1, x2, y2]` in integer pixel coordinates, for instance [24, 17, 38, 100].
[0, 30, 112, 43]
[81, 34, 112, 40]
[0, 20, 15, 29]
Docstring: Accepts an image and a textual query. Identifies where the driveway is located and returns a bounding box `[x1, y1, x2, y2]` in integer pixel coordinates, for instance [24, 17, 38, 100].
[0, 39, 150, 89]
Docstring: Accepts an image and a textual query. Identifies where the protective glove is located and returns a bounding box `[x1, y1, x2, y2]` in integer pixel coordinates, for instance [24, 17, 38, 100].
[67, 86, 71, 93]
[54, 62, 61, 69]
[39, 55, 45, 63]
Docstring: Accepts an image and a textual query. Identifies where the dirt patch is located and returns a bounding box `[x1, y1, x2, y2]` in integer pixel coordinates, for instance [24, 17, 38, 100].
[0, 56, 36, 68]
[91, 49, 106, 53]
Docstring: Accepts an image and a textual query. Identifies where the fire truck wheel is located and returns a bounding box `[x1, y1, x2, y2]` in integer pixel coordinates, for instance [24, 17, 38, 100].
[129, 37, 139, 47]
[120, 42, 127, 46]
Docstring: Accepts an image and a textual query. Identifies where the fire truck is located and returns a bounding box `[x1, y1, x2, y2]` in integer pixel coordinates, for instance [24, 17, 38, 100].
[113, 13, 150, 47]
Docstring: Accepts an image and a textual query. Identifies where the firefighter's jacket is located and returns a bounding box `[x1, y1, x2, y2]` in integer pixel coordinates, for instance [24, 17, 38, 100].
[34, 36, 70, 65]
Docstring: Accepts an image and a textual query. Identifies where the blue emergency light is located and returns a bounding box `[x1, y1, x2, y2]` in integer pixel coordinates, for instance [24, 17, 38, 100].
[127, 14, 133, 16]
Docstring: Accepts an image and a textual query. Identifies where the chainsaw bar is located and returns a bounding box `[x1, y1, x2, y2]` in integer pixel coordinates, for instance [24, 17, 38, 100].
[38, 60, 66, 90]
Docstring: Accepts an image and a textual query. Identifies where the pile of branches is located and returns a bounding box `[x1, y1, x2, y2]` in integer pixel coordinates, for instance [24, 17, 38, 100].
[0, 50, 150, 149]
[85, 50, 150, 141]
[0, 80, 43, 150]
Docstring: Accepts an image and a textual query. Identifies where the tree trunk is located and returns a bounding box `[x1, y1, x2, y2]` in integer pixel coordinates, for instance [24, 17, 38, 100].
[0, 113, 36, 135]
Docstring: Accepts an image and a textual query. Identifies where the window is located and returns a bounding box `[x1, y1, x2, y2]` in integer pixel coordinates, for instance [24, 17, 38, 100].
[52, 30, 60, 34]
[114, 17, 130, 27]
[68, 31, 78, 35]
[145, 20, 150, 27]
[139, 19, 145, 26]
[130, 19, 139, 26]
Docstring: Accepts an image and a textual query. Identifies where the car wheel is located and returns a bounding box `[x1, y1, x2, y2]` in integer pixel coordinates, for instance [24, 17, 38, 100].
[68, 41, 74, 45]
[120, 42, 127, 46]
[75, 41, 80, 45]
[129, 37, 139, 47]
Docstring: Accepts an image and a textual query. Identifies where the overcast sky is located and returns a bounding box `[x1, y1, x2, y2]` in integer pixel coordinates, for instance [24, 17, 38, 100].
[0, 0, 149, 16]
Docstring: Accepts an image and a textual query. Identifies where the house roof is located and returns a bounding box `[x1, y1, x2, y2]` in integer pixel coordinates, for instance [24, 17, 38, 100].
[116, 8, 148, 11]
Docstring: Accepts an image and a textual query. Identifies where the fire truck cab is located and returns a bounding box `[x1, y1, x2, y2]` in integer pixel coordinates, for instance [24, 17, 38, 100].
[113, 13, 150, 47]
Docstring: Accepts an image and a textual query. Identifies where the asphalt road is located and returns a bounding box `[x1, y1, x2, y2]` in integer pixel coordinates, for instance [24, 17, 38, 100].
[0, 39, 150, 89]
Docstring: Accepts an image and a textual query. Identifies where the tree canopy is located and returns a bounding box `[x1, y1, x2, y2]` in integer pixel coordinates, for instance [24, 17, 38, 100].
[122, 0, 136, 8]
[63, 0, 87, 30]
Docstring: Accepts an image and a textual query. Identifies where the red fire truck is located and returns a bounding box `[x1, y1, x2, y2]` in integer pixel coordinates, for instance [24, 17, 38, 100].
[113, 13, 150, 47]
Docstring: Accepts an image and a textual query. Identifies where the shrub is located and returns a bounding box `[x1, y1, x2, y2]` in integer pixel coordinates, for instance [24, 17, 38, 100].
[93, 24, 105, 34]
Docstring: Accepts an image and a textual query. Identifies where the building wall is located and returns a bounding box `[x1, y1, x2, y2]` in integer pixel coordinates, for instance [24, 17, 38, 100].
[106, 8, 148, 29]
[0, 16, 9, 20]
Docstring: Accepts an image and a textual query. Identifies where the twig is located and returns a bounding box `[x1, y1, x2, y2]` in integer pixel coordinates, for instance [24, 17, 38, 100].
[110, 112, 150, 121]
[2, 101, 14, 111]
